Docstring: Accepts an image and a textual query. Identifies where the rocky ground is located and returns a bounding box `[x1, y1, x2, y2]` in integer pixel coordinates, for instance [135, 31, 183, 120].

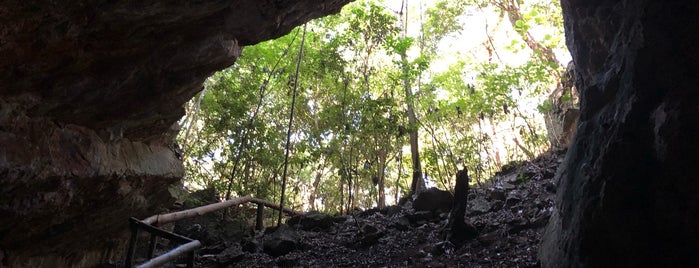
[129, 151, 563, 268]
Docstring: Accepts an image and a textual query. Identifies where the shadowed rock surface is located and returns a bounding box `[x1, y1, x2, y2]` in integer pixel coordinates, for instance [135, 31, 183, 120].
[0, 1, 351, 266]
[541, 1, 699, 267]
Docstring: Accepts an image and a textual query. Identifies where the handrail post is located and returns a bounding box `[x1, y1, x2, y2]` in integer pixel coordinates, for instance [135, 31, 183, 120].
[124, 218, 140, 267]
[187, 251, 195, 268]
[147, 224, 158, 259]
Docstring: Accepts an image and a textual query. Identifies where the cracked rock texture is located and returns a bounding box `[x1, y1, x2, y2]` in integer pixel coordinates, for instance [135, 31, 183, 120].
[0, 0, 351, 266]
[540, 1, 699, 267]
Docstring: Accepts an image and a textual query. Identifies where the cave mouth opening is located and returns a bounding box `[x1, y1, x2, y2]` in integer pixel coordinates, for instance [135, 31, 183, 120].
[175, 0, 573, 215]
[138, 0, 574, 266]
[3, 0, 696, 267]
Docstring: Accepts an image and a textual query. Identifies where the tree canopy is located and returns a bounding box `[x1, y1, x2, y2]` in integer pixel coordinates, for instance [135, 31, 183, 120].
[177, 0, 568, 214]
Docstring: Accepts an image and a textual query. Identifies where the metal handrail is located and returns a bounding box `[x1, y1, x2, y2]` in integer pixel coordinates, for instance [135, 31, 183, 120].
[124, 218, 199, 268]
[124, 196, 304, 267]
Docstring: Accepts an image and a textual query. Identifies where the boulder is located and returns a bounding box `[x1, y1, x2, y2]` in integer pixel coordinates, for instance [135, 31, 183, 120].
[287, 212, 334, 231]
[241, 238, 259, 253]
[412, 187, 454, 212]
[488, 189, 506, 202]
[468, 197, 492, 216]
[357, 223, 384, 248]
[391, 216, 412, 231]
[263, 224, 300, 257]
[215, 245, 244, 266]
[333, 215, 350, 223]
[405, 211, 437, 226]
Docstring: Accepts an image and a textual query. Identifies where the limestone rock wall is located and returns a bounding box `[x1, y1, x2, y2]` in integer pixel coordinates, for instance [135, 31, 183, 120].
[540, 1, 699, 267]
[0, 0, 351, 266]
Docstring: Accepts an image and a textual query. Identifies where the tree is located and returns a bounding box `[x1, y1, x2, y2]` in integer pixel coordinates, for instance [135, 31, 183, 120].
[176, 0, 570, 216]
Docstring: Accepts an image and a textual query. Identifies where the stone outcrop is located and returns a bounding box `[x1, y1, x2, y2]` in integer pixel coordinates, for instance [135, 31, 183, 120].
[540, 1, 699, 267]
[543, 61, 579, 151]
[0, 0, 351, 266]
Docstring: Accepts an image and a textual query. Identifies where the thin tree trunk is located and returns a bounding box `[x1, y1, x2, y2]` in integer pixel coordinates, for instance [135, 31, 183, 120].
[395, 141, 403, 203]
[346, 144, 355, 213]
[492, 0, 559, 67]
[223, 29, 300, 202]
[181, 85, 209, 157]
[401, 0, 425, 197]
[513, 137, 535, 159]
[488, 117, 502, 167]
[339, 171, 344, 215]
[278, 24, 307, 226]
[438, 123, 459, 171]
[377, 150, 387, 209]
[308, 159, 326, 211]
[425, 122, 447, 188]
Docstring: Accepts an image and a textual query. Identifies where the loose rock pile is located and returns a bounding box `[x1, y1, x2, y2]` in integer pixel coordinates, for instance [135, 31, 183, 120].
[156, 151, 563, 267]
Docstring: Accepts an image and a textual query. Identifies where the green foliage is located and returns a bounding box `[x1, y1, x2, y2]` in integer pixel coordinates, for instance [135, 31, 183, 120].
[178, 0, 568, 214]
[537, 99, 554, 113]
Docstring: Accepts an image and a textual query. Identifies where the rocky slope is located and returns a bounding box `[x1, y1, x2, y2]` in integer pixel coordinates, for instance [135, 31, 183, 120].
[137, 152, 562, 268]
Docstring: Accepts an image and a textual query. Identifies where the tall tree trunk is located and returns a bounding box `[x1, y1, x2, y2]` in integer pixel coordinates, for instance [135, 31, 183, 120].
[404, 68, 424, 196]
[377, 150, 387, 209]
[339, 172, 344, 215]
[395, 140, 403, 203]
[278, 24, 307, 226]
[488, 118, 502, 167]
[425, 122, 448, 188]
[344, 143, 355, 214]
[308, 159, 326, 211]
[181, 85, 208, 157]
[401, 0, 425, 197]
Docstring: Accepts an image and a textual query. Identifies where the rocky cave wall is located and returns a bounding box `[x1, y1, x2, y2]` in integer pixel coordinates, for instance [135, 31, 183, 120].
[540, 0, 698, 267]
[0, 0, 351, 267]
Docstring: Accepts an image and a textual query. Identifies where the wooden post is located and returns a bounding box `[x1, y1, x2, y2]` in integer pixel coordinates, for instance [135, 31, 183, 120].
[256, 203, 264, 230]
